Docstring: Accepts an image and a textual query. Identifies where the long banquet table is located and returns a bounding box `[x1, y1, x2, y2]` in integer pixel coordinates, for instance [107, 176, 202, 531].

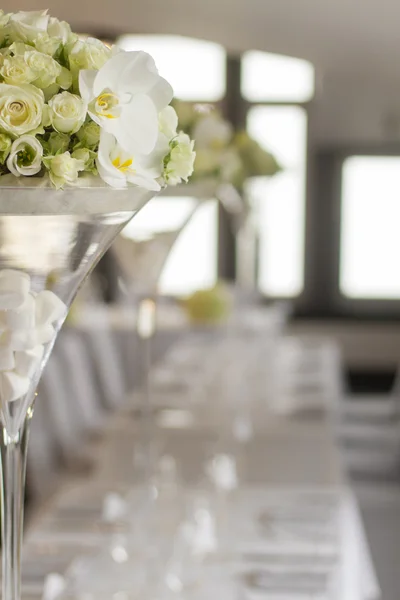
[24, 333, 381, 600]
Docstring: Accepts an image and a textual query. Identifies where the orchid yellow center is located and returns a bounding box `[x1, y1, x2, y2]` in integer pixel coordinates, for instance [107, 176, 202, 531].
[95, 92, 120, 119]
[112, 155, 135, 174]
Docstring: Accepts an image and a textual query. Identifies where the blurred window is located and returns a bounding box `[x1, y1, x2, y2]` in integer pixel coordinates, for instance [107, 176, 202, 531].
[116, 35, 225, 295]
[340, 156, 400, 299]
[114, 38, 314, 298]
[247, 106, 308, 296]
[242, 53, 313, 297]
[117, 35, 226, 101]
[121, 196, 218, 296]
[122, 197, 198, 238]
[158, 200, 218, 296]
[242, 51, 314, 103]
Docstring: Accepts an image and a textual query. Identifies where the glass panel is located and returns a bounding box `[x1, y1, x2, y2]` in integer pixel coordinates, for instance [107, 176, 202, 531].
[159, 200, 218, 296]
[340, 156, 400, 299]
[117, 35, 226, 101]
[242, 51, 314, 102]
[122, 197, 197, 238]
[247, 106, 307, 297]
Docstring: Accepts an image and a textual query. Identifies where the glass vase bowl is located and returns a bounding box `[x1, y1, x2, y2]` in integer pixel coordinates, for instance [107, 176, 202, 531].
[0, 175, 155, 600]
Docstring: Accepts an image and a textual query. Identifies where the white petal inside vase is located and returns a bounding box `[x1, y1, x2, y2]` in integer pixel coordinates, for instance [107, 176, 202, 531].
[0, 198, 149, 436]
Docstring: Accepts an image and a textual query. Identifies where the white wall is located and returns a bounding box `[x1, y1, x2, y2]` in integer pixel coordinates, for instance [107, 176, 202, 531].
[289, 321, 400, 369]
[312, 72, 400, 145]
[305, 73, 400, 367]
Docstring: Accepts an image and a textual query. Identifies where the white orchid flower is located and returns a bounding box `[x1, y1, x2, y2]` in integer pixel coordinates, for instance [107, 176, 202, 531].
[96, 131, 166, 191]
[79, 51, 173, 156]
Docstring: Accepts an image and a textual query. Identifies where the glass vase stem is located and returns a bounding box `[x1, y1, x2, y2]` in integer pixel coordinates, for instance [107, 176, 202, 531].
[0, 407, 32, 600]
[236, 215, 258, 289]
[136, 296, 158, 482]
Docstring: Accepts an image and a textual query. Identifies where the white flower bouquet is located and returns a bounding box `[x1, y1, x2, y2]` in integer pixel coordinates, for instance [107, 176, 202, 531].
[0, 10, 195, 190]
[174, 102, 281, 187]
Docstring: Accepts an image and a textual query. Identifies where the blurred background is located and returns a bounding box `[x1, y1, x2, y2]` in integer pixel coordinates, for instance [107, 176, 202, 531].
[5, 2, 400, 598]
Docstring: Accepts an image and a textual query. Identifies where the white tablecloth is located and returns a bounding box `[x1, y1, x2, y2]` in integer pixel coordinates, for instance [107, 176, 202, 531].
[27, 404, 380, 599]
[26, 326, 381, 599]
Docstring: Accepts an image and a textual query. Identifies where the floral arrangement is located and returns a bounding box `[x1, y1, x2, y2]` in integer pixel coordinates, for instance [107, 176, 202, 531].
[0, 10, 195, 190]
[182, 282, 232, 325]
[174, 102, 281, 187]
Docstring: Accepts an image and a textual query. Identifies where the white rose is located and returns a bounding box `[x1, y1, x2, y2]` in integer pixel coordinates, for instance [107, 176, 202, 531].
[48, 92, 87, 134]
[76, 121, 100, 148]
[24, 50, 61, 89]
[192, 114, 232, 150]
[10, 10, 49, 43]
[71, 148, 96, 173]
[34, 32, 61, 57]
[0, 10, 10, 28]
[57, 67, 73, 91]
[0, 49, 9, 71]
[8, 42, 30, 56]
[43, 152, 85, 189]
[6, 135, 43, 177]
[0, 11, 11, 46]
[164, 132, 196, 185]
[68, 38, 111, 74]
[0, 83, 44, 138]
[47, 17, 71, 44]
[0, 56, 36, 86]
[159, 106, 178, 140]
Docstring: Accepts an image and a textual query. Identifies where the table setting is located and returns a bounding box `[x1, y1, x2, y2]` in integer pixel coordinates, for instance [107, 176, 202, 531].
[23, 309, 380, 600]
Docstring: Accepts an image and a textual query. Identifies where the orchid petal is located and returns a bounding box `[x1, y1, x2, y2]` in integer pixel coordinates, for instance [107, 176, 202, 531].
[92, 51, 132, 95]
[117, 52, 160, 94]
[140, 132, 169, 172]
[93, 51, 161, 98]
[113, 94, 158, 155]
[97, 162, 127, 188]
[147, 77, 174, 111]
[98, 130, 115, 157]
[79, 69, 97, 104]
[93, 51, 151, 96]
[127, 171, 161, 191]
[96, 133, 127, 189]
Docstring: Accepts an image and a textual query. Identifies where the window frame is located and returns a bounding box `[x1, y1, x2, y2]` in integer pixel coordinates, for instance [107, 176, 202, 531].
[245, 102, 310, 298]
[238, 56, 313, 303]
[217, 57, 314, 298]
[100, 31, 400, 321]
[298, 143, 400, 320]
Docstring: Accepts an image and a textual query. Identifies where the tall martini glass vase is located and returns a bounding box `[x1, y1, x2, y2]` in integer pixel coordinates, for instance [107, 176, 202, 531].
[113, 187, 213, 479]
[0, 177, 154, 600]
